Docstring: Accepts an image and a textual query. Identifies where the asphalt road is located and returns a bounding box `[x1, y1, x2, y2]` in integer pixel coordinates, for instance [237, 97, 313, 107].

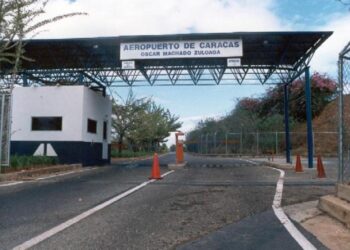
[0, 153, 333, 250]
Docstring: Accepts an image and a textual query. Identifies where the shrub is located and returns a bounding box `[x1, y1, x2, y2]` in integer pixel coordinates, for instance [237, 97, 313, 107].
[10, 155, 58, 170]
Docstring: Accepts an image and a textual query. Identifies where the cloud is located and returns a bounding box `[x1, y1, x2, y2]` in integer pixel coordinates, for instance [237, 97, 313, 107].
[34, 0, 348, 79]
[165, 114, 221, 146]
[311, 12, 350, 77]
[39, 0, 286, 38]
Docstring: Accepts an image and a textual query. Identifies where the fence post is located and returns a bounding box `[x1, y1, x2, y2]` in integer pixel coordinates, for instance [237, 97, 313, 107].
[206, 133, 209, 155]
[313, 132, 315, 156]
[225, 133, 228, 155]
[284, 84, 291, 163]
[214, 131, 217, 154]
[0, 94, 4, 173]
[240, 131, 243, 156]
[275, 131, 278, 155]
[338, 58, 344, 183]
[256, 131, 259, 156]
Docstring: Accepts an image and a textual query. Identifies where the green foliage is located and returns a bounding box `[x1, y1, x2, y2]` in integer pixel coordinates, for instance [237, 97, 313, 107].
[0, 0, 87, 75]
[112, 89, 181, 155]
[257, 72, 337, 121]
[169, 144, 176, 152]
[186, 72, 337, 150]
[110, 149, 152, 158]
[10, 155, 58, 169]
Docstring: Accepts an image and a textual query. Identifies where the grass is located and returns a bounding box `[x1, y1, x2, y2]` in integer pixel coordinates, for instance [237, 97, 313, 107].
[111, 149, 155, 158]
[9, 155, 58, 171]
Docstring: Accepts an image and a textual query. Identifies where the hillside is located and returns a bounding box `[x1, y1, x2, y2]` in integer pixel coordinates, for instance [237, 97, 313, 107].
[293, 95, 350, 156]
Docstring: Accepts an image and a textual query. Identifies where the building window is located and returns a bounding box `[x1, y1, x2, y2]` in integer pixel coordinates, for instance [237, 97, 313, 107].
[32, 117, 62, 131]
[103, 121, 107, 140]
[87, 119, 97, 134]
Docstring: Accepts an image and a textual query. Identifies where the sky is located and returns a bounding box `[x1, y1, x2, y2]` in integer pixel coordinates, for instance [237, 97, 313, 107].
[38, 0, 350, 145]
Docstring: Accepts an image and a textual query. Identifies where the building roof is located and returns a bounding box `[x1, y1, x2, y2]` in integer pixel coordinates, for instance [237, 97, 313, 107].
[19, 31, 331, 70]
[0, 31, 332, 87]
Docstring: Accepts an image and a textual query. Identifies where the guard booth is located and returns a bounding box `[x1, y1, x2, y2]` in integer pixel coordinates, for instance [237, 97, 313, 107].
[10, 85, 112, 166]
[0, 31, 332, 167]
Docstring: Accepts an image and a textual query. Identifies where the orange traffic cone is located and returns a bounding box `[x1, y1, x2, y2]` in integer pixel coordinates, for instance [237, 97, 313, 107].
[317, 155, 326, 178]
[295, 154, 303, 172]
[149, 153, 162, 180]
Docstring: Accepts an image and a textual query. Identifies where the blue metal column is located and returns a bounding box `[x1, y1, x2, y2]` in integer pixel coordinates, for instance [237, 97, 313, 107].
[305, 67, 314, 168]
[284, 84, 291, 163]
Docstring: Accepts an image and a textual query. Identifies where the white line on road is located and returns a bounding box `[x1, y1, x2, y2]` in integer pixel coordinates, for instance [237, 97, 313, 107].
[35, 167, 98, 181]
[12, 170, 175, 250]
[269, 167, 317, 250]
[0, 168, 98, 188]
[0, 181, 24, 187]
[240, 159, 258, 165]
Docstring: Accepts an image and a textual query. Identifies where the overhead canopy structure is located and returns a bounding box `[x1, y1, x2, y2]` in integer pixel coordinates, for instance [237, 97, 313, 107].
[0, 31, 333, 168]
[0, 31, 332, 89]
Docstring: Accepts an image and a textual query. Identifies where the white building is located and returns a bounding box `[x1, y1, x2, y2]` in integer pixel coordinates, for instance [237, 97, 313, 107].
[11, 85, 112, 166]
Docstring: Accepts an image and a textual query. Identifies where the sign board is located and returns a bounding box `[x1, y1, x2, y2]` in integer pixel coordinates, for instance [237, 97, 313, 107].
[227, 58, 241, 67]
[120, 39, 243, 60]
[121, 60, 135, 70]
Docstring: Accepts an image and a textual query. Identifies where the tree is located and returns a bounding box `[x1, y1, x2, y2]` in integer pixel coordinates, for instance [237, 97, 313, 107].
[185, 71, 337, 153]
[0, 1, 86, 166]
[289, 72, 337, 121]
[112, 90, 150, 156]
[128, 101, 181, 150]
[112, 91, 181, 155]
[0, 0, 86, 83]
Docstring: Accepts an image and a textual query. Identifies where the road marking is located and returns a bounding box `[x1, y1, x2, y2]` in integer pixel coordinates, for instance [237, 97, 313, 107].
[36, 171, 78, 180]
[269, 167, 317, 250]
[241, 159, 258, 165]
[0, 168, 98, 188]
[0, 181, 24, 187]
[35, 167, 98, 181]
[12, 170, 175, 250]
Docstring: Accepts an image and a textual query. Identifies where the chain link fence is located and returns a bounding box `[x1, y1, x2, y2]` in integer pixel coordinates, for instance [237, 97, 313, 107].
[339, 42, 350, 183]
[186, 131, 338, 158]
[0, 93, 11, 172]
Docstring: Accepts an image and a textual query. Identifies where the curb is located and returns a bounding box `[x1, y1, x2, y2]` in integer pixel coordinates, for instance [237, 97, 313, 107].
[111, 152, 169, 165]
[0, 164, 82, 182]
[256, 160, 294, 170]
[168, 162, 187, 170]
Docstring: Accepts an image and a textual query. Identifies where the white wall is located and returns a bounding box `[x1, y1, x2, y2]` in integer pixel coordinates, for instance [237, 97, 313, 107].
[82, 87, 112, 143]
[11, 86, 112, 143]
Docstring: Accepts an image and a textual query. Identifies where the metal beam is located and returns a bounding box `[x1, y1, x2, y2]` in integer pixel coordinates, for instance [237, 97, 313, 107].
[81, 72, 106, 96]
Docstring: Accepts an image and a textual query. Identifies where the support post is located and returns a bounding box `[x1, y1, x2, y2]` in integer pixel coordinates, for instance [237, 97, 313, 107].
[305, 67, 314, 168]
[225, 133, 228, 155]
[284, 84, 291, 163]
[338, 59, 344, 183]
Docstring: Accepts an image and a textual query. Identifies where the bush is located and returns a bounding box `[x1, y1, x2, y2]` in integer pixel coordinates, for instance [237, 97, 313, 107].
[10, 155, 58, 170]
[111, 148, 152, 158]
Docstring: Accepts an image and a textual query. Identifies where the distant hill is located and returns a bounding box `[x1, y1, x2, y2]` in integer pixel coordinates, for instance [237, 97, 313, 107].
[293, 95, 350, 156]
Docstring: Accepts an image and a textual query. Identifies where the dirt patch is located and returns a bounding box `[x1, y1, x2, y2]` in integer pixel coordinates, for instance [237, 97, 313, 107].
[0, 164, 82, 182]
[293, 95, 350, 156]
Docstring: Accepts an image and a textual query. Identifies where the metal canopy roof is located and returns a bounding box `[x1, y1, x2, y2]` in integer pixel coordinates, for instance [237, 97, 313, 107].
[0, 31, 332, 88]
